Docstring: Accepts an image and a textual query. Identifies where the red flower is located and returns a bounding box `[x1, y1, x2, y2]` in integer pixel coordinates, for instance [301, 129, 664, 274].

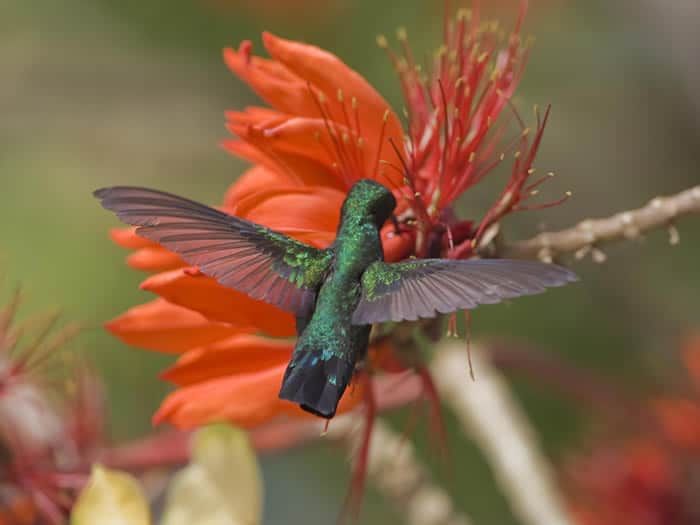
[0, 290, 104, 525]
[107, 1, 561, 432]
[563, 334, 700, 525]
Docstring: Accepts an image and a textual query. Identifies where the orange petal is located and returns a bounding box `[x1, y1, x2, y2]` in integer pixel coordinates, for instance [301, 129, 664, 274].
[126, 247, 185, 272]
[106, 299, 244, 354]
[262, 32, 405, 186]
[380, 224, 415, 262]
[110, 227, 155, 250]
[161, 334, 293, 386]
[140, 268, 296, 337]
[223, 43, 318, 117]
[222, 164, 295, 208]
[652, 398, 700, 450]
[225, 125, 344, 191]
[230, 117, 333, 165]
[235, 186, 343, 237]
[154, 363, 297, 429]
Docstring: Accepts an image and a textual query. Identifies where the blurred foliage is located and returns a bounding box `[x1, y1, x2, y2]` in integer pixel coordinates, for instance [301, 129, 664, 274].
[71, 465, 151, 525]
[71, 425, 261, 525]
[2, 0, 699, 523]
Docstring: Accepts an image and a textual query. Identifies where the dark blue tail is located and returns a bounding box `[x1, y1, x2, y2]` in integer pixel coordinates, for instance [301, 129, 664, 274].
[279, 350, 355, 419]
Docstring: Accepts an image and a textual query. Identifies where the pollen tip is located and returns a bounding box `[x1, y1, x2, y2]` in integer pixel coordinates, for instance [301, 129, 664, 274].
[337, 88, 344, 102]
[376, 35, 389, 48]
[456, 8, 471, 21]
[351, 96, 358, 109]
[382, 109, 390, 122]
[396, 27, 407, 41]
[565, 191, 573, 197]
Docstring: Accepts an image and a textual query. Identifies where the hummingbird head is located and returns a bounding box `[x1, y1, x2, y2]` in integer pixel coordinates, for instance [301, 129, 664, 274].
[342, 179, 397, 227]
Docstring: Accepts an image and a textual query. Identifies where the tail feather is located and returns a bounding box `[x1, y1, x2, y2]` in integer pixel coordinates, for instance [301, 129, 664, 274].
[279, 350, 355, 419]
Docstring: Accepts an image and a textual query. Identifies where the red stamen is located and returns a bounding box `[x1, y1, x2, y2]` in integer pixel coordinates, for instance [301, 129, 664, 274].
[342, 372, 375, 521]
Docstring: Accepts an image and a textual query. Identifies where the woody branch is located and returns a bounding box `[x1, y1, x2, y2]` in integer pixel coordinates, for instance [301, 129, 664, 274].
[499, 185, 700, 262]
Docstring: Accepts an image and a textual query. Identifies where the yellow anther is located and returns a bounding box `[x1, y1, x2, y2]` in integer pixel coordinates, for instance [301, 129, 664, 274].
[396, 27, 408, 41]
[565, 191, 573, 197]
[351, 97, 358, 109]
[548, 171, 555, 177]
[383, 109, 390, 122]
[527, 168, 536, 175]
[499, 153, 505, 161]
[357, 137, 364, 148]
[522, 128, 530, 137]
[436, 45, 448, 58]
[514, 151, 521, 158]
[337, 89, 344, 102]
[477, 51, 489, 63]
[342, 132, 350, 144]
[376, 35, 389, 48]
[530, 189, 539, 196]
[456, 8, 471, 21]
[468, 151, 476, 163]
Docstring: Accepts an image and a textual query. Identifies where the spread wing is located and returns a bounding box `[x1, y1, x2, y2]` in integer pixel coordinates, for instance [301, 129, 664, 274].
[95, 186, 333, 317]
[352, 258, 577, 324]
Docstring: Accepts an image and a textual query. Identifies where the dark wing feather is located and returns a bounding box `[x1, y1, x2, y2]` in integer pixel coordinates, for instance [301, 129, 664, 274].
[95, 186, 333, 317]
[352, 259, 578, 324]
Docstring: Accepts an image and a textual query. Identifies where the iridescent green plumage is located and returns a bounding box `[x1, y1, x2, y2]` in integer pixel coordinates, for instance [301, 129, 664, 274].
[95, 179, 577, 419]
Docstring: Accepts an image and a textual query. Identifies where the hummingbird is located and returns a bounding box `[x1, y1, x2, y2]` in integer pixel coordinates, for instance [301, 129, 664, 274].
[95, 180, 577, 419]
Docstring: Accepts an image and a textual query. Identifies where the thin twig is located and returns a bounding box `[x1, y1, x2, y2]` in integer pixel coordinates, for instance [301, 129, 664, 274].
[432, 341, 574, 525]
[326, 416, 474, 525]
[500, 185, 700, 262]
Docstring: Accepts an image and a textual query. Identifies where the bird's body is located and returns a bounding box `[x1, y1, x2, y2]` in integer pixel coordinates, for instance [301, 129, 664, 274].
[95, 179, 577, 419]
[281, 181, 393, 417]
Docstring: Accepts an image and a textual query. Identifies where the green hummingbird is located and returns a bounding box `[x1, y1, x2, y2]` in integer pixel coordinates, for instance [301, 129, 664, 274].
[95, 180, 576, 418]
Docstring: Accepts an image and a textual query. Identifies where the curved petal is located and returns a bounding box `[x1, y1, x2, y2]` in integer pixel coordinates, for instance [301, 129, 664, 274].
[380, 225, 415, 263]
[262, 32, 406, 186]
[161, 335, 294, 386]
[154, 363, 295, 429]
[223, 136, 345, 190]
[110, 227, 155, 250]
[235, 186, 343, 238]
[223, 43, 318, 117]
[106, 299, 245, 354]
[127, 247, 185, 272]
[140, 269, 296, 337]
[653, 398, 700, 451]
[224, 125, 343, 190]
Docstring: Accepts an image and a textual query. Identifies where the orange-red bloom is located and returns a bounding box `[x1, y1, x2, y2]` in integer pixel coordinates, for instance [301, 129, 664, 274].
[564, 335, 700, 525]
[0, 290, 104, 525]
[107, 1, 556, 431]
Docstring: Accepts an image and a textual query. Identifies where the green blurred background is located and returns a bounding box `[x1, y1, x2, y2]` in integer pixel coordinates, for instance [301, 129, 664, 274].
[2, 0, 699, 523]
